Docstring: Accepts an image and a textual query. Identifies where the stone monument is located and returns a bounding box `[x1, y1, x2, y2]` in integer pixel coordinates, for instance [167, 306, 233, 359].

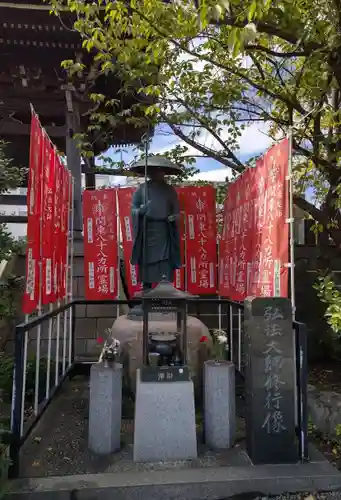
[133, 280, 198, 462]
[244, 297, 298, 464]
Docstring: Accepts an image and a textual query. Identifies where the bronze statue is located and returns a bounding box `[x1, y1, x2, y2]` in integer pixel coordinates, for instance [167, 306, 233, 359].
[130, 156, 182, 291]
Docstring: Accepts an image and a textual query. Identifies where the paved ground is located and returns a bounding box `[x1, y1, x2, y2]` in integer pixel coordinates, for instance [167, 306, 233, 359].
[255, 496, 341, 500]
[18, 374, 247, 478]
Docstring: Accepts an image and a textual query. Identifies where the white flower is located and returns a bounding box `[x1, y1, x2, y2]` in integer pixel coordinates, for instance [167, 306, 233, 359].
[217, 334, 228, 344]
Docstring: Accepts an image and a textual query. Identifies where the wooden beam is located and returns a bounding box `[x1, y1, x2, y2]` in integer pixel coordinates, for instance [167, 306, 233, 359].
[0, 96, 66, 116]
[0, 194, 26, 205]
[0, 121, 67, 137]
[0, 215, 27, 223]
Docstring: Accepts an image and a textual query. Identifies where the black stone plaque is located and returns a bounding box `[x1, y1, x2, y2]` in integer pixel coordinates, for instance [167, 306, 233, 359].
[244, 297, 298, 465]
[140, 365, 190, 383]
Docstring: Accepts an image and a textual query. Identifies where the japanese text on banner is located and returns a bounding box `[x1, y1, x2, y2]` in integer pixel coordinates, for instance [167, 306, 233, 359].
[22, 111, 43, 314]
[184, 185, 217, 294]
[83, 189, 118, 300]
[117, 187, 142, 298]
[41, 136, 56, 305]
[59, 167, 71, 299]
[219, 139, 289, 300]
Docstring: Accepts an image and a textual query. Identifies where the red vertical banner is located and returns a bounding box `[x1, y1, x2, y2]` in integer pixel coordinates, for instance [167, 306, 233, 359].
[117, 187, 142, 298]
[52, 154, 62, 301]
[22, 111, 43, 314]
[60, 166, 71, 299]
[183, 185, 217, 294]
[174, 187, 185, 290]
[219, 138, 289, 299]
[41, 139, 56, 305]
[83, 189, 118, 300]
[250, 139, 289, 297]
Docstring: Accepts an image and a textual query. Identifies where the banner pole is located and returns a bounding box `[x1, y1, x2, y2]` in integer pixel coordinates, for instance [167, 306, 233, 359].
[116, 188, 120, 319]
[62, 168, 71, 373]
[287, 127, 296, 320]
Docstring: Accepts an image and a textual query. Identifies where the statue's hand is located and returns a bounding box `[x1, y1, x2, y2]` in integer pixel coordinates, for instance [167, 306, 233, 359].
[168, 214, 178, 222]
[139, 201, 151, 215]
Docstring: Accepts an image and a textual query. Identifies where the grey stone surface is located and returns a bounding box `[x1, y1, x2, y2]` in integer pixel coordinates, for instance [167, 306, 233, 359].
[244, 297, 297, 465]
[8, 459, 341, 500]
[88, 363, 122, 455]
[204, 360, 236, 449]
[133, 368, 197, 462]
[308, 384, 341, 436]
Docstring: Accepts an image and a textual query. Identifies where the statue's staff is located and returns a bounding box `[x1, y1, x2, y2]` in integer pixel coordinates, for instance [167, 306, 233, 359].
[142, 133, 149, 291]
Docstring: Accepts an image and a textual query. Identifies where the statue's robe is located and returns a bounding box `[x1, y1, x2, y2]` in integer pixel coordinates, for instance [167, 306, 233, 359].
[131, 180, 181, 286]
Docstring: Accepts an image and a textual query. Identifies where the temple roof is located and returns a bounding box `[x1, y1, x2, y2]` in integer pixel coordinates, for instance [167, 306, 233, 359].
[0, 0, 152, 167]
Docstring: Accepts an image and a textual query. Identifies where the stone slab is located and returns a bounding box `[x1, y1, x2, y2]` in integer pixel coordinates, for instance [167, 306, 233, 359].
[244, 297, 297, 465]
[133, 368, 197, 462]
[8, 458, 341, 500]
[204, 360, 235, 449]
[88, 363, 122, 455]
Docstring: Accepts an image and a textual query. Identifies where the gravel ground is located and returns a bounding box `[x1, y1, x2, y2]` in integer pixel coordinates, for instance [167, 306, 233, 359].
[254, 494, 341, 500]
[215, 494, 341, 500]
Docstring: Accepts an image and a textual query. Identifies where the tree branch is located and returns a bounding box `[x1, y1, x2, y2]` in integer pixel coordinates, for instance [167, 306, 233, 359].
[245, 44, 311, 58]
[161, 112, 244, 172]
[166, 91, 245, 169]
[133, 8, 308, 116]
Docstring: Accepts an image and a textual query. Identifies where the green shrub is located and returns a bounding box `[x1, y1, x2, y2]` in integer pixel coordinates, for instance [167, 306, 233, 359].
[0, 352, 58, 403]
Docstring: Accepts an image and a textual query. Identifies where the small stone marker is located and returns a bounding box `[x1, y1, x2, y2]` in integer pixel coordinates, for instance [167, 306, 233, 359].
[244, 297, 297, 464]
[204, 360, 236, 449]
[133, 368, 197, 462]
[88, 362, 122, 455]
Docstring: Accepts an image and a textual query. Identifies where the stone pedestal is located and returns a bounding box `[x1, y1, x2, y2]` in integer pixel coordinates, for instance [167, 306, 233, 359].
[88, 362, 122, 455]
[244, 297, 297, 464]
[133, 368, 197, 462]
[204, 360, 236, 449]
[111, 314, 212, 395]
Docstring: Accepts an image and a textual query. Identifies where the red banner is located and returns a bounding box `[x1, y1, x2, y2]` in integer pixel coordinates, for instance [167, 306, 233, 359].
[183, 185, 217, 294]
[41, 138, 56, 305]
[59, 166, 71, 299]
[22, 112, 43, 314]
[52, 155, 62, 301]
[83, 189, 119, 300]
[219, 138, 289, 300]
[117, 187, 142, 298]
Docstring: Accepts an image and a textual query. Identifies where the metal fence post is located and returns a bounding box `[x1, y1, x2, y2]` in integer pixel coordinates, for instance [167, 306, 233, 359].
[8, 326, 25, 478]
[71, 302, 77, 364]
[295, 321, 309, 462]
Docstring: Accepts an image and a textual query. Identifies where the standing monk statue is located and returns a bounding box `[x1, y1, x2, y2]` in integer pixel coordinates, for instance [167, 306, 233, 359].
[130, 156, 182, 291]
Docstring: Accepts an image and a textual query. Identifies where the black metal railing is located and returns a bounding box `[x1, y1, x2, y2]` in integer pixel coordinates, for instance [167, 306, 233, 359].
[294, 320, 309, 462]
[6, 297, 309, 478]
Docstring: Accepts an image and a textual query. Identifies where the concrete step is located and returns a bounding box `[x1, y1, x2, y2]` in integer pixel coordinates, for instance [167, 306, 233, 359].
[7, 460, 341, 500]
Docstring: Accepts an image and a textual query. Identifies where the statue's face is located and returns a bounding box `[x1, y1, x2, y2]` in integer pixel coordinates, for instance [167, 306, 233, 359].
[149, 169, 166, 181]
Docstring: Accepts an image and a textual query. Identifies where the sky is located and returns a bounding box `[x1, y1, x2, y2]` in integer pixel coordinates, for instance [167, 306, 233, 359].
[105, 121, 273, 186]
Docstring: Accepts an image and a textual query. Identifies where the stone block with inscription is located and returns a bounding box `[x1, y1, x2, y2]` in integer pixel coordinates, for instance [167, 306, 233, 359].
[244, 297, 298, 464]
[133, 368, 197, 462]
